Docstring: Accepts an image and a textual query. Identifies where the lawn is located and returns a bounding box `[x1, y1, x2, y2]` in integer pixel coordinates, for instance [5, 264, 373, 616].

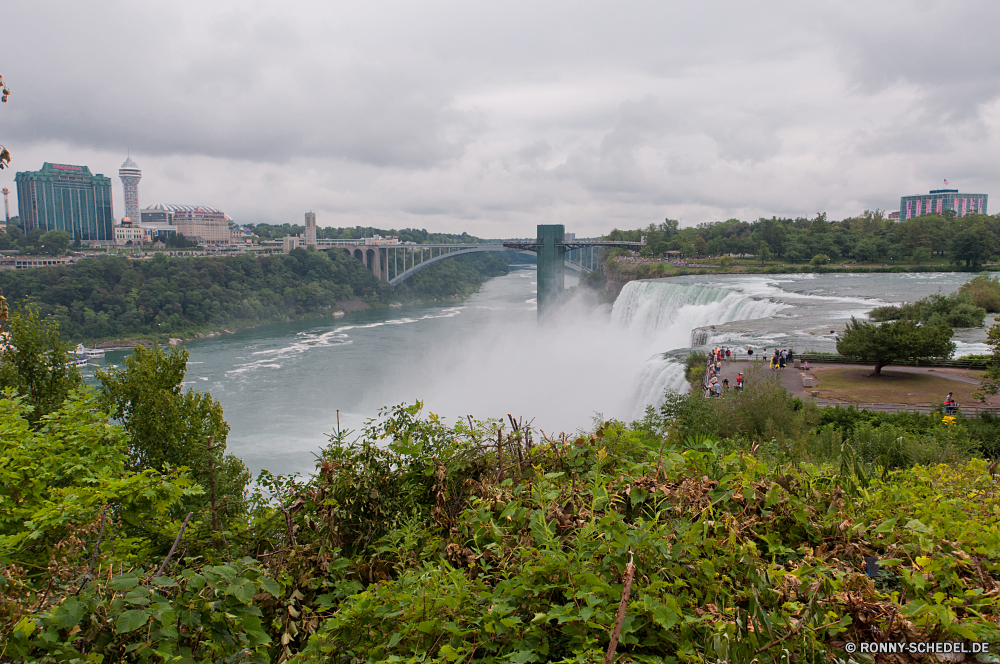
[810, 366, 983, 405]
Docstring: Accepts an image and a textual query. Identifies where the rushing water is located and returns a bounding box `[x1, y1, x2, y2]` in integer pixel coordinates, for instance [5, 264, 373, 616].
[85, 268, 989, 477]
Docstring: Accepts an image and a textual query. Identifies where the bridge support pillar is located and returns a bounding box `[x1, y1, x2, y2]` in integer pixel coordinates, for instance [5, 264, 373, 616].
[536, 224, 565, 318]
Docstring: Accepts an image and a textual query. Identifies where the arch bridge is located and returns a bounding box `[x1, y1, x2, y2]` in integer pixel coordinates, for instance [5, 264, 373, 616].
[318, 225, 643, 314]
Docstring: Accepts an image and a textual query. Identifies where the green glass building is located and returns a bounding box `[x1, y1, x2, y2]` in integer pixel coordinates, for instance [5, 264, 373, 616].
[14, 162, 115, 241]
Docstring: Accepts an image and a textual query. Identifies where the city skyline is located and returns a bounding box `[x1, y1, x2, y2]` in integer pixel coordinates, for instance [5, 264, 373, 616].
[2, 1, 999, 236]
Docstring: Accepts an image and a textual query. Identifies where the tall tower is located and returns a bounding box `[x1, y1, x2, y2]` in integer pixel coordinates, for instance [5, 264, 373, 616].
[119, 156, 142, 224]
[304, 211, 317, 245]
[2, 187, 9, 223]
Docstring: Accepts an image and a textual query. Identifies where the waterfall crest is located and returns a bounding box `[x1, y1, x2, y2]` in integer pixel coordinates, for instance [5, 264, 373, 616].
[612, 279, 786, 419]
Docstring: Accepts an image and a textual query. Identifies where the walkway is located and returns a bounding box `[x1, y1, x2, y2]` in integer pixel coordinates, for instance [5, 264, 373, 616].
[705, 357, 1000, 416]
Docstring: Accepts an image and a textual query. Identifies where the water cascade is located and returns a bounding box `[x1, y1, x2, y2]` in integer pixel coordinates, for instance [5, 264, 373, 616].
[611, 280, 787, 418]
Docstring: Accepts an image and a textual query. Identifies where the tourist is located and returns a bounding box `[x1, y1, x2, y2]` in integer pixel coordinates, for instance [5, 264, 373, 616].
[779, 353, 786, 370]
[726, 348, 731, 362]
[748, 347, 754, 361]
[787, 348, 794, 364]
[722, 378, 730, 391]
[736, 372, 744, 391]
[802, 360, 809, 371]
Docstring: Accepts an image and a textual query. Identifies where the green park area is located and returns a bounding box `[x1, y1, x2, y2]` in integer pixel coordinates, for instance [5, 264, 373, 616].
[808, 366, 983, 405]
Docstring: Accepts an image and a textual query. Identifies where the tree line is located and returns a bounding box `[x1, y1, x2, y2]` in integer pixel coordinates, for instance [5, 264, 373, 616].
[0, 248, 508, 343]
[609, 210, 1000, 268]
[251, 223, 489, 245]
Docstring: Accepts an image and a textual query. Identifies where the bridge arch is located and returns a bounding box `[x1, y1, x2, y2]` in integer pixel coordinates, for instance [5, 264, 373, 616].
[386, 246, 586, 287]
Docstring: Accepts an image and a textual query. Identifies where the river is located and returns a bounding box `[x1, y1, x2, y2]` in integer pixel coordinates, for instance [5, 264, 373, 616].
[87, 268, 990, 477]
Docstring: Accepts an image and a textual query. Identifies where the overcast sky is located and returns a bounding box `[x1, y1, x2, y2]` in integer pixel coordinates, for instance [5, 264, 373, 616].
[2, 0, 999, 236]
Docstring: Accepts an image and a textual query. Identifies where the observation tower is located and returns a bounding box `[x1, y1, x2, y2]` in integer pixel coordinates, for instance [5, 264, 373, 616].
[118, 156, 142, 224]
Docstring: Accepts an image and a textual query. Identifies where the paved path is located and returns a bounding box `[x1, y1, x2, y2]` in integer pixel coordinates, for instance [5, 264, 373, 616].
[703, 357, 1000, 416]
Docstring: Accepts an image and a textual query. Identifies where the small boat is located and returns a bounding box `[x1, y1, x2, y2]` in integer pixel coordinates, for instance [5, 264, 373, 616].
[71, 356, 89, 368]
[74, 343, 105, 360]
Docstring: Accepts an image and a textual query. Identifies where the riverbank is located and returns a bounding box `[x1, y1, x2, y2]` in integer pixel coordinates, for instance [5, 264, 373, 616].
[0, 249, 506, 348]
[84, 290, 484, 350]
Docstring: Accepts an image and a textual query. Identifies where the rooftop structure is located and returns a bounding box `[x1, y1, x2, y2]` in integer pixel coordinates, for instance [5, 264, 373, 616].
[14, 162, 115, 241]
[900, 188, 988, 220]
[118, 156, 141, 224]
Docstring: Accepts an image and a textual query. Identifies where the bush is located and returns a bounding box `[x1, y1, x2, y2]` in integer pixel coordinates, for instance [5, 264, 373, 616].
[685, 350, 708, 386]
[959, 273, 1000, 312]
[810, 253, 830, 265]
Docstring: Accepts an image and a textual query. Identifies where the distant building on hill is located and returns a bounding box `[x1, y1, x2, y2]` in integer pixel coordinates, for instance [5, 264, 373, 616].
[141, 204, 231, 246]
[304, 211, 317, 245]
[900, 188, 988, 221]
[14, 162, 115, 241]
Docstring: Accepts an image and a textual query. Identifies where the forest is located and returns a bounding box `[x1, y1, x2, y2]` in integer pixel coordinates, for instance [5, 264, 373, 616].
[2, 300, 1000, 662]
[0, 248, 508, 343]
[609, 210, 1000, 268]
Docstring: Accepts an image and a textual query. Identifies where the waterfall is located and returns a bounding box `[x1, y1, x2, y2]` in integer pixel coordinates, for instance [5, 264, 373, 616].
[612, 279, 786, 418]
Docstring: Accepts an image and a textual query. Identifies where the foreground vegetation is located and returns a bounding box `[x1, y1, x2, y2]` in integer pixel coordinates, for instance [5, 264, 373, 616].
[3, 300, 1000, 662]
[0, 248, 508, 345]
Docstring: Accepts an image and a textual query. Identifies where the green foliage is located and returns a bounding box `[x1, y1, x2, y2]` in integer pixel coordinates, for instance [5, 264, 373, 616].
[0, 303, 82, 424]
[684, 350, 707, 385]
[96, 345, 250, 525]
[0, 250, 390, 343]
[3, 558, 279, 663]
[958, 272, 1000, 312]
[869, 289, 987, 328]
[38, 230, 71, 256]
[0, 388, 198, 570]
[809, 253, 830, 265]
[836, 317, 955, 375]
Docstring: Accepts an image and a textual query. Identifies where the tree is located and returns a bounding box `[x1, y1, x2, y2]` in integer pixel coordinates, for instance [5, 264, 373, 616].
[951, 225, 996, 269]
[853, 237, 879, 263]
[836, 317, 955, 376]
[810, 254, 830, 266]
[757, 242, 772, 265]
[40, 229, 71, 255]
[693, 236, 707, 256]
[912, 247, 932, 265]
[0, 302, 82, 424]
[96, 345, 250, 522]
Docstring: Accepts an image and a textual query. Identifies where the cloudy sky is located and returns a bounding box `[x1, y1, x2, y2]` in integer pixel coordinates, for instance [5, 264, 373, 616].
[2, 0, 999, 237]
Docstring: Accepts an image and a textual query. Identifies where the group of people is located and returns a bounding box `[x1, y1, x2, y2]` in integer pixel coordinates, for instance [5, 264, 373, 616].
[745, 346, 794, 371]
[703, 347, 744, 397]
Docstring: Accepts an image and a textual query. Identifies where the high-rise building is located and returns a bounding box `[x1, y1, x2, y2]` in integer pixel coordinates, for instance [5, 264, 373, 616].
[304, 211, 317, 245]
[14, 162, 115, 241]
[900, 188, 988, 220]
[119, 156, 141, 224]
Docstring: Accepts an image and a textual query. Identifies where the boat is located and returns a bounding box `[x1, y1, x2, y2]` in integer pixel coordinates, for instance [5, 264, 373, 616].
[71, 356, 89, 368]
[74, 343, 105, 360]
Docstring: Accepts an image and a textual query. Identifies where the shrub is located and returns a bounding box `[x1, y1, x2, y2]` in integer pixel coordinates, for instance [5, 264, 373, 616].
[959, 273, 1000, 312]
[810, 253, 830, 265]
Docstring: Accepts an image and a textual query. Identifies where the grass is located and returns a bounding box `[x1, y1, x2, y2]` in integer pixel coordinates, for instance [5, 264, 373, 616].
[811, 366, 982, 404]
